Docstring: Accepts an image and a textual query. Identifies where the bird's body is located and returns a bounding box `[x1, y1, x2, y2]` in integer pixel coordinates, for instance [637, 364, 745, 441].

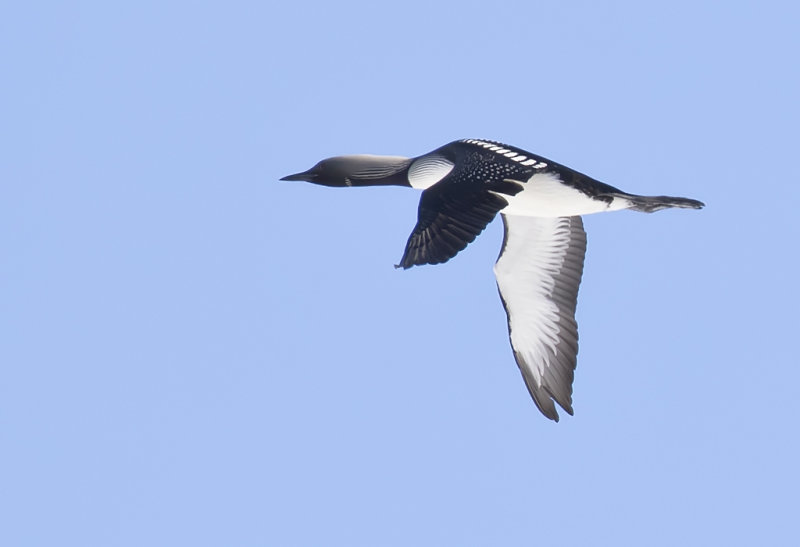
[281, 138, 703, 421]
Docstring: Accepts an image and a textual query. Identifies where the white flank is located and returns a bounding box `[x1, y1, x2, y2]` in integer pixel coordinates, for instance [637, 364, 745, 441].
[496, 171, 631, 217]
[408, 154, 455, 190]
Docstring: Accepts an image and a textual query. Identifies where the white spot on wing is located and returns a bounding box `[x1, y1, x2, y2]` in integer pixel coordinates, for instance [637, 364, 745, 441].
[462, 139, 552, 172]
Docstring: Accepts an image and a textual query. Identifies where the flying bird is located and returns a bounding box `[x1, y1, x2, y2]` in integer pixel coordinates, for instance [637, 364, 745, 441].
[281, 139, 703, 421]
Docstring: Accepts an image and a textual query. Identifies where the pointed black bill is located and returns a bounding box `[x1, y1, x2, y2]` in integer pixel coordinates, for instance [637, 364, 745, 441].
[280, 170, 315, 182]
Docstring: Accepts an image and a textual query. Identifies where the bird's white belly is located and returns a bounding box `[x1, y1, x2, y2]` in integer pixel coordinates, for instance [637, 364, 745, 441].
[496, 172, 631, 218]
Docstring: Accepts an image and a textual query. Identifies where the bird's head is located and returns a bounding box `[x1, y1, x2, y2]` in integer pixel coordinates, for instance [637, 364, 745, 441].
[280, 154, 412, 187]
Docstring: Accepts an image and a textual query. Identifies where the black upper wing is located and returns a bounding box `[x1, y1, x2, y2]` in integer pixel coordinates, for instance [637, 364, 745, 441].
[396, 184, 510, 269]
[396, 141, 532, 269]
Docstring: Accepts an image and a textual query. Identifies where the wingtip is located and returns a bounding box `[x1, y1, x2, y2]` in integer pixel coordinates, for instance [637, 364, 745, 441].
[539, 402, 574, 422]
[529, 388, 561, 422]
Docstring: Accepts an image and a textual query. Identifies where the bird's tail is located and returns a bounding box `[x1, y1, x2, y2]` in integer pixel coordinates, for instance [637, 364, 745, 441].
[610, 193, 705, 213]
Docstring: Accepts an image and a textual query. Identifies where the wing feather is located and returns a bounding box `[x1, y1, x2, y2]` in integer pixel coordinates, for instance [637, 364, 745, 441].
[397, 186, 509, 269]
[494, 214, 587, 421]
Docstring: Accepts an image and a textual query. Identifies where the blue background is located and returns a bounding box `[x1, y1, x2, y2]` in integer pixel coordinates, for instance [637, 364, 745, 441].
[3, 1, 799, 545]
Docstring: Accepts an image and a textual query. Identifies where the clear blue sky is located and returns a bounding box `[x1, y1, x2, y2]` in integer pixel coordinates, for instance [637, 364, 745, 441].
[2, 1, 799, 545]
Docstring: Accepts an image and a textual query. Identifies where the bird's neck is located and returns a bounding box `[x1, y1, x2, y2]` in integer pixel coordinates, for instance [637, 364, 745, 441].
[343, 155, 413, 188]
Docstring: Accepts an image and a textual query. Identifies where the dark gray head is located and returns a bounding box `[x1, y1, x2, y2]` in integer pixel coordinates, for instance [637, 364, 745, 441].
[281, 154, 412, 187]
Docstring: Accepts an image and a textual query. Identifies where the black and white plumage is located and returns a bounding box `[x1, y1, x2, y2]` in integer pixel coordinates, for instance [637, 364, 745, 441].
[281, 139, 704, 421]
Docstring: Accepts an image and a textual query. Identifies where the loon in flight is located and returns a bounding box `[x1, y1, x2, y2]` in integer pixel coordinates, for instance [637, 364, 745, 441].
[281, 138, 704, 421]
